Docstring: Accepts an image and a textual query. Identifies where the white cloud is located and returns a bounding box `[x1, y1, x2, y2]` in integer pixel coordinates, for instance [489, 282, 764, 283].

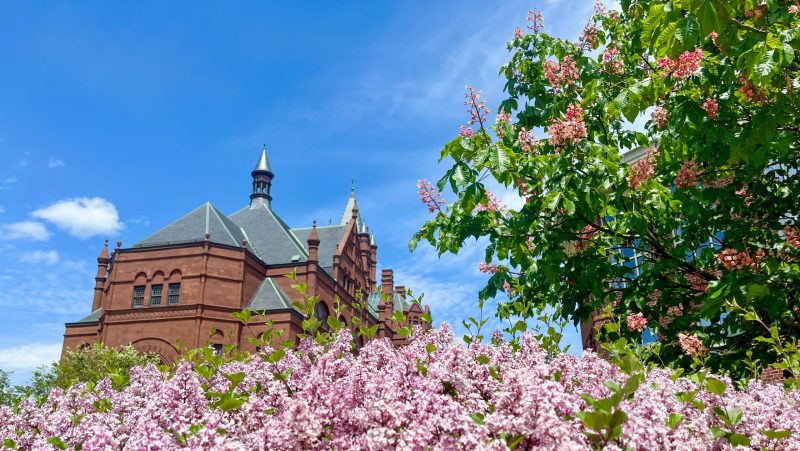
[0, 343, 61, 370]
[0, 221, 51, 241]
[32, 197, 123, 239]
[48, 158, 65, 168]
[19, 250, 60, 265]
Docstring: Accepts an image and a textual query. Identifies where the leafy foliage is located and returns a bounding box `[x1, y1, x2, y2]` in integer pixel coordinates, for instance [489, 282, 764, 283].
[413, 0, 800, 379]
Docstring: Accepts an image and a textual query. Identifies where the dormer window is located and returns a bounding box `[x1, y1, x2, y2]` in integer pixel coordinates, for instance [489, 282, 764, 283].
[167, 283, 181, 305]
[132, 285, 145, 307]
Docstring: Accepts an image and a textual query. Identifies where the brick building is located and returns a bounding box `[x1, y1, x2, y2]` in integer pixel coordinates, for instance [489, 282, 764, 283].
[62, 147, 429, 361]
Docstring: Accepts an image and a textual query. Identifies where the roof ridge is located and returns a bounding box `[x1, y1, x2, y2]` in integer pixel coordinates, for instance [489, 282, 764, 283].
[263, 207, 308, 258]
[208, 204, 241, 247]
[134, 202, 211, 247]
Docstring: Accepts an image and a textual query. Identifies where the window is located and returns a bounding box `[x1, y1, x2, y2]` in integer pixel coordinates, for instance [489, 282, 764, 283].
[150, 284, 163, 306]
[210, 343, 223, 355]
[315, 302, 329, 324]
[167, 283, 181, 305]
[132, 285, 145, 307]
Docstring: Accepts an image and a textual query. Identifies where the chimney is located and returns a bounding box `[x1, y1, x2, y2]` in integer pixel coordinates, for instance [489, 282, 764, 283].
[91, 240, 110, 311]
[381, 269, 394, 295]
[395, 286, 406, 299]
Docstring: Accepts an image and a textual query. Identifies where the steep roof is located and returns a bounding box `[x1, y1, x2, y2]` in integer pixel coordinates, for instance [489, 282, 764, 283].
[229, 203, 308, 265]
[291, 224, 346, 274]
[66, 308, 103, 325]
[246, 277, 297, 311]
[133, 203, 257, 254]
[253, 146, 273, 173]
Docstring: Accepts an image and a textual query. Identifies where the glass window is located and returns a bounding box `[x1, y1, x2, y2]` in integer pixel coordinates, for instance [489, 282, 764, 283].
[150, 284, 163, 306]
[167, 283, 180, 305]
[315, 302, 329, 324]
[132, 285, 145, 307]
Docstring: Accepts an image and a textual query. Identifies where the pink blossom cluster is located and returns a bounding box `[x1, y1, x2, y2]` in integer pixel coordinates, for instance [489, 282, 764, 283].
[578, 22, 598, 49]
[547, 103, 587, 146]
[678, 332, 708, 357]
[717, 248, 764, 272]
[684, 273, 708, 295]
[464, 86, 491, 128]
[593, 0, 607, 15]
[517, 127, 539, 153]
[417, 178, 445, 213]
[791, 5, 800, 14]
[526, 8, 544, 32]
[459, 125, 474, 137]
[543, 55, 580, 91]
[626, 312, 648, 333]
[602, 45, 624, 74]
[675, 159, 701, 189]
[628, 147, 659, 189]
[657, 49, 704, 79]
[702, 97, 719, 118]
[3, 326, 800, 450]
[650, 105, 669, 129]
[708, 31, 719, 46]
[575, 224, 598, 252]
[785, 225, 800, 247]
[738, 76, 766, 103]
[478, 262, 500, 274]
[513, 27, 524, 39]
[495, 111, 512, 138]
[476, 190, 507, 213]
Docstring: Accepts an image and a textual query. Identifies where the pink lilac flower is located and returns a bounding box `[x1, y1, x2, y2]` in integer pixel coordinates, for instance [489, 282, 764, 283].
[417, 178, 445, 213]
[602, 45, 624, 75]
[702, 97, 719, 118]
[464, 86, 490, 128]
[657, 48, 704, 79]
[650, 105, 668, 129]
[517, 127, 539, 153]
[675, 159, 700, 189]
[478, 262, 500, 274]
[458, 125, 473, 137]
[547, 103, 587, 146]
[593, 0, 607, 15]
[628, 147, 658, 189]
[527, 9, 544, 32]
[678, 333, 708, 357]
[626, 312, 648, 333]
[784, 225, 800, 247]
[543, 55, 580, 91]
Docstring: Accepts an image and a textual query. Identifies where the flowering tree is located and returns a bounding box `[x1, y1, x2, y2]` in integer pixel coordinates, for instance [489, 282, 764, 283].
[412, 1, 800, 378]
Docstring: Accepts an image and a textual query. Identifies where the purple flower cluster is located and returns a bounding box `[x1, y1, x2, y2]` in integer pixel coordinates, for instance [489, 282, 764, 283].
[2, 326, 799, 449]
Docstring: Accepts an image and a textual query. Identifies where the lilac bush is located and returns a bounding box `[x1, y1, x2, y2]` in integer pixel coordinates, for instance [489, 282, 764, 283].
[2, 326, 798, 450]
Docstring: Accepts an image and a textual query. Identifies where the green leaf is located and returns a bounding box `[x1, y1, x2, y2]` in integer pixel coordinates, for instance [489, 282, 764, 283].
[705, 378, 726, 396]
[728, 433, 751, 447]
[469, 412, 485, 425]
[476, 355, 490, 365]
[761, 429, 792, 440]
[47, 437, 68, 450]
[667, 412, 684, 429]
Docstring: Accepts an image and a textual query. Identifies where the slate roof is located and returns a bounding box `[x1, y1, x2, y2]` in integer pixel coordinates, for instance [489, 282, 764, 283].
[67, 308, 103, 325]
[246, 277, 296, 311]
[228, 203, 308, 265]
[133, 203, 257, 255]
[291, 225, 346, 274]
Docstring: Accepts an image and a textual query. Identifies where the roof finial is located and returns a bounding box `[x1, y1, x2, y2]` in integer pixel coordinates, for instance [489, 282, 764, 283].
[250, 145, 274, 208]
[351, 178, 355, 194]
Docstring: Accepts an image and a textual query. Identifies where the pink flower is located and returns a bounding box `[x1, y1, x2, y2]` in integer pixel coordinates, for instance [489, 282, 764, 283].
[575, 224, 599, 252]
[417, 178, 445, 213]
[657, 48, 703, 79]
[684, 273, 708, 295]
[602, 45, 624, 75]
[628, 147, 658, 189]
[668, 305, 684, 316]
[503, 280, 514, 294]
[790, 5, 799, 14]
[702, 98, 719, 119]
[626, 312, 648, 333]
[464, 86, 490, 128]
[593, 0, 607, 15]
[513, 27, 524, 39]
[547, 103, 587, 146]
[458, 125, 473, 137]
[579, 22, 598, 49]
[784, 225, 800, 247]
[527, 9, 544, 32]
[495, 111, 512, 138]
[475, 190, 507, 213]
[716, 248, 761, 271]
[674, 160, 700, 189]
[478, 262, 500, 274]
[708, 31, 719, 46]
[543, 55, 580, 91]
[517, 127, 539, 153]
[650, 105, 668, 129]
[738, 76, 766, 103]
[678, 333, 707, 357]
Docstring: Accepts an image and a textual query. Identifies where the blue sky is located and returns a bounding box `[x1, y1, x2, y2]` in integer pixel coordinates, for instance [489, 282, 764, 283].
[0, 1, 598, 384]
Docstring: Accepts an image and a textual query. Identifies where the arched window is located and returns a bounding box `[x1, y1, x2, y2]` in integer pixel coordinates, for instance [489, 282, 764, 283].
[314, 301, 329, 325]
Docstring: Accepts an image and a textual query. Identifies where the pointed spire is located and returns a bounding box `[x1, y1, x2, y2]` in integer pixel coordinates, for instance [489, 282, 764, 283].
[98, 239, 109, 262]
[253, 144, 273, 174]
[308, 220, 320, 245]
[351, 199, 359, 219]
[250, 145, 274, 209]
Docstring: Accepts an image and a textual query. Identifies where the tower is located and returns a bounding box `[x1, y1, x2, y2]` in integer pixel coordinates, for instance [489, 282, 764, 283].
[250, 145, 274, 209]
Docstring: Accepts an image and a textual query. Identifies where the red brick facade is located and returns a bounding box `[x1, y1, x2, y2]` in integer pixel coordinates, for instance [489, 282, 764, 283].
[62, 148, 430, 361]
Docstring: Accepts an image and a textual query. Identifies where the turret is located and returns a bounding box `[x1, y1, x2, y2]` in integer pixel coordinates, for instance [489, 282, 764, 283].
[250, 145, 274, 209]
[91, 240, 110, 311]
